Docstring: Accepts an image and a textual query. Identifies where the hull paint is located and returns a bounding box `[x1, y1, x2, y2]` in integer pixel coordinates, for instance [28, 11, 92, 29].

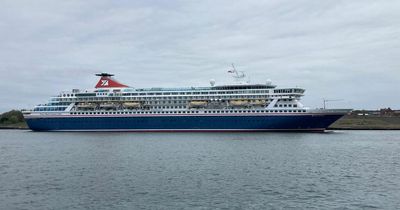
[25, 114, 344, 132]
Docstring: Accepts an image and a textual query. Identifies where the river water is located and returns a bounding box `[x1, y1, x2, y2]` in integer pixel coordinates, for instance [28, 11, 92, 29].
[0, 130, 399, 209]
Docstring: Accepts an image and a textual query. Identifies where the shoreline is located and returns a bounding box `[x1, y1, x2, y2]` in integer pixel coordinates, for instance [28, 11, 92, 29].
[1, 127, 399, 131]
[2, 112, 400, 131]
[327, 128, 400, 131]
[0, 126, 29, 130]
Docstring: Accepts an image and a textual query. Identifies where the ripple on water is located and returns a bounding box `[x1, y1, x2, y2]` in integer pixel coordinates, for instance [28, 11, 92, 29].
[0, 130, 400, 209]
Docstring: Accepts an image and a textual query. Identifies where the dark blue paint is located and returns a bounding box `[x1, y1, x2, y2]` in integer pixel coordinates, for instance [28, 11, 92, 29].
[25, 115, 344, 131]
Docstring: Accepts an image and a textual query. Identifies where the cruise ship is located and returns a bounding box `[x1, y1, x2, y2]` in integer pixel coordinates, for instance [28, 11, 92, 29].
[23, 69, 350, 131]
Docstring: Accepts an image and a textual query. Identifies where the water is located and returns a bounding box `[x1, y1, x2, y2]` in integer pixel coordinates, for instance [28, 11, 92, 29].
[0, 130, 399, 210]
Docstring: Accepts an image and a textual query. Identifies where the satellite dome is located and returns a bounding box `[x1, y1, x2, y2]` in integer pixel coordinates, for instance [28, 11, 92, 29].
[210, 79, 216, 86]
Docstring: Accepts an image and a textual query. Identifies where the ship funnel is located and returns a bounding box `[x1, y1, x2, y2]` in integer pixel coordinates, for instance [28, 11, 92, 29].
[95, 73, 129, 88]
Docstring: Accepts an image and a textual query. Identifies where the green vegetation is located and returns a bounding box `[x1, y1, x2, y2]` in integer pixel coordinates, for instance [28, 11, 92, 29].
[0, 110, 28, 129]
[0, 109, 399, 130]
[329, 115, 400, 130]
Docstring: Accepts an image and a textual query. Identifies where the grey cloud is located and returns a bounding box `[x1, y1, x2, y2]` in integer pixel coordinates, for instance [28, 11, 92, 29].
[0, 0, 399, 112]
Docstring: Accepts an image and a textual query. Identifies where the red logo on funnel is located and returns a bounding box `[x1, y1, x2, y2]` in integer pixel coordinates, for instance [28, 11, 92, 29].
[95, 73, 128, 88]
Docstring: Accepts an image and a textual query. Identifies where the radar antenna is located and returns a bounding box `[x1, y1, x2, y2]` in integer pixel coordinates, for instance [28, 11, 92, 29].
[228, 63, 248, 84]
[96, 73, 114, 77]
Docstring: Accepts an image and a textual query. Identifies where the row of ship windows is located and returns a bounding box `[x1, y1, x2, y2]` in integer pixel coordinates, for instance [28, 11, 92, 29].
[45, 99, 292, 107]
[121, 90, 270, 96]
[275, 104, 297, 107]
[35, 104, 297, 111]
[70, 110, 307, 115]
[34, 107, 66, 111]
[71, 95, 268, 100]
[34, 104, 296, 111]
[274, 89, 304, 93]
[62, 93, 268, 98]
[61, 90, 271, 97]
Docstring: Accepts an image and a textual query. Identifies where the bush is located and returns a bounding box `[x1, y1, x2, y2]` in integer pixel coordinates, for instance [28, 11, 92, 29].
[0, 110, 25, 124]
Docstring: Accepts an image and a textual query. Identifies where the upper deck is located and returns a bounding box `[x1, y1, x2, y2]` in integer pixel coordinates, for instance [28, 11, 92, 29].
[30, 72, 306, 113]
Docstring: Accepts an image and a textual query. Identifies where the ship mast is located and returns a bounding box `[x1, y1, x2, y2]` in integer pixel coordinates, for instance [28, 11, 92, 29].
[228, 63, 249, 84]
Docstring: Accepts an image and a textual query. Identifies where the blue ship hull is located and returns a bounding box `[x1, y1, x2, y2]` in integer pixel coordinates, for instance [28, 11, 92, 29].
[25, 114, 344, 132]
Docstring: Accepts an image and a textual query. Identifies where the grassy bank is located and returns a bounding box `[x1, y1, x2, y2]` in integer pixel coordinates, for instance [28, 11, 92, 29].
[1, 110, 400, 130]
[0, 110, 28, 129]
[329, 115, 400, 130]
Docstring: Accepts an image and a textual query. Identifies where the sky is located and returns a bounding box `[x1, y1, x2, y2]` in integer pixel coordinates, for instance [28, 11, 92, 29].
[0, 0, 399, 112]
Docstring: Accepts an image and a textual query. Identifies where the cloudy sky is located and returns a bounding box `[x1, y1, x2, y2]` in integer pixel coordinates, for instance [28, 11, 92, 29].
[1, 0, 399, 112]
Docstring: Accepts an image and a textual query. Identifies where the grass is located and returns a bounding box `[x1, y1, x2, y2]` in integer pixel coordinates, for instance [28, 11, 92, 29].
[329, 115, 400, 130]
[1, 110, 399, 130]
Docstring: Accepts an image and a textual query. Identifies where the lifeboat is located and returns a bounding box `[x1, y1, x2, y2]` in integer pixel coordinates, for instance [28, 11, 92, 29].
[250, 100, 266, 106]
[123, 102, 141, 109]
[189, 100, 208, 108]
[99, 102, 118, 110]
[229, 100, 250, 107]
[76, 102, 97, 109]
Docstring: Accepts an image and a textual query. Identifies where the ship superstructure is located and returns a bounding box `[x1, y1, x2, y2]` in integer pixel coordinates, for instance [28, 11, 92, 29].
[23, 71, 350, 131]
